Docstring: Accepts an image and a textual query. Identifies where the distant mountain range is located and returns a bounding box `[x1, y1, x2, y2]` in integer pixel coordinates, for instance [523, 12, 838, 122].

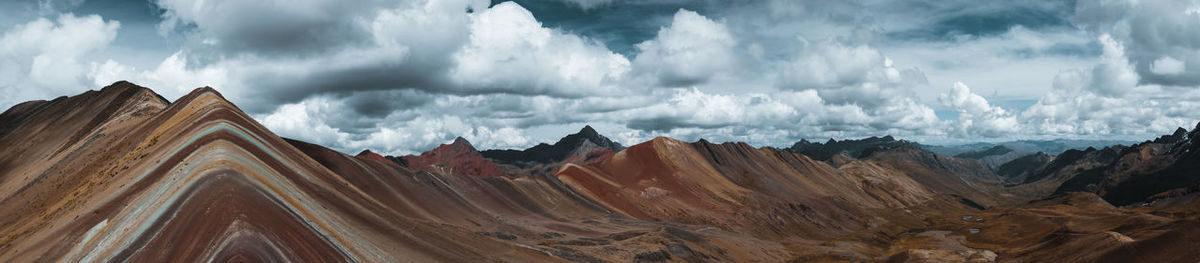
[4, 81, 1200, 262]
[923, 139, 1136, 156]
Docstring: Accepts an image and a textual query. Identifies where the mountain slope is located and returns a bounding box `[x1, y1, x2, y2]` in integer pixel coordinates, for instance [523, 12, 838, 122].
[6, 82, 1200, 262]
[0, 83, 558, 262]
[1057, 125, 1200, 205]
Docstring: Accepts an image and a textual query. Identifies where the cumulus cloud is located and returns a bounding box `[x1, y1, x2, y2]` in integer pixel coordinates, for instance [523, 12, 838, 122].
[450, 2, 632, 97]
[779, 39, 902, 90]
[620, 87, 941, 145]
[633, 9, 737, 86]
[11, 0, 1200, 154]
[258, 95, 533, 155]
[625, 88, 790, 131]
[96, 0, 636, 113]
[260, 97, 352, 148]
[1087, 34, 1139, 97]
[1021, 83, 1200, 137]
[1073, 0, 1200, 86]
[0, 13, 119, 107]
[1151, 56, 1186, 76]
[939, 82, 1019, 137]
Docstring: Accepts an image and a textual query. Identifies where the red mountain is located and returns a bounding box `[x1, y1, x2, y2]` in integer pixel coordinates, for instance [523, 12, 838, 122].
[396, 137, 508, 178]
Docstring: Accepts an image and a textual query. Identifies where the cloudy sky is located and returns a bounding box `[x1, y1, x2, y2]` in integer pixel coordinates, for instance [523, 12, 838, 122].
[1, 0, 1198, 154]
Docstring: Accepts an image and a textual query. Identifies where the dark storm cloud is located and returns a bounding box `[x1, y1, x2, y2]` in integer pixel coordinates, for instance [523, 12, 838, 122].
[242, 59, 453, 112]
[156, 0, 387, 57]
[886, 0, 1076, 41]
[342, 90, 432, 118]
[627, 116, 730, 132]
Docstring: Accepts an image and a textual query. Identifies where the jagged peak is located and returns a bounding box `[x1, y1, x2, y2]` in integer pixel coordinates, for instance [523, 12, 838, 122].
[452, 136, 472, 147]
[558, 125, 623, 151]
[579, 125, 599, 136]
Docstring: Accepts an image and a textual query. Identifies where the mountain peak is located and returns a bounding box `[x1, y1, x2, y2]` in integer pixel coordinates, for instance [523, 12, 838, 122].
[560, 125, 622, 152]
[480, 125, 623, 165]
[579, 125, 598, 136]
[452, 136, 471, 146]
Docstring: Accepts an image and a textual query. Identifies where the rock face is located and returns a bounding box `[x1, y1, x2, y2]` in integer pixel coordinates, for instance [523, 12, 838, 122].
[5, 81, 1200, 262]
[395, 137, 508, 178]
[481, 125, 623, 166]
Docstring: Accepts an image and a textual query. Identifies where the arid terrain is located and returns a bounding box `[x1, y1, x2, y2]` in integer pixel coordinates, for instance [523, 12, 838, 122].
[3, 82, 1200, 262]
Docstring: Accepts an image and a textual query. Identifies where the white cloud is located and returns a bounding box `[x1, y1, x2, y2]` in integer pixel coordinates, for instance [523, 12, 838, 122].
[451, 2, 631, 97]
[939, 82, 1019, 137]
[258, 95, 533, 155]
[633, 9, 738, 86]
[260, 97, 352, 148]
[1074, 0, 1200, 86]
[0, 14, 119, 108]
[90, 52, 232, 100]
[1087, 34, 1138, 97]
[779, 39, 901, 90]
[1151, 56, 1186, 76]
[14, 0, 1198, 154]
[1021, 84, 1200, 137]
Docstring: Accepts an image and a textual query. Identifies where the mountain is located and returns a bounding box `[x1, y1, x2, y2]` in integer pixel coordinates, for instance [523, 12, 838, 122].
[924, 139, 1135, 156]
[995, 152, 1053, 184]
[787, 135, 918, 161]
[787, 136, 1005, 206]
[1050, 125, 1200, 205]
[954, 145, 1034, 171]
[0, 82, 566, 261]
[481, 125, 623, 166]
[954, 145, 1016, 159]
[393, 137, 508, 178]
[6, 81, 1200, 262]
[556, 137, 955, 246]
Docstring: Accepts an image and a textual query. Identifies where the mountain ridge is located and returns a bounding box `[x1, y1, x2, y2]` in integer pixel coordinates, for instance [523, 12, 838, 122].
[5, 82, 1200, 262]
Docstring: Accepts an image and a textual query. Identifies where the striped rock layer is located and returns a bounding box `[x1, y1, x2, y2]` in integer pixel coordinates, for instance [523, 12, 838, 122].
[4, 82, 1200, 262]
